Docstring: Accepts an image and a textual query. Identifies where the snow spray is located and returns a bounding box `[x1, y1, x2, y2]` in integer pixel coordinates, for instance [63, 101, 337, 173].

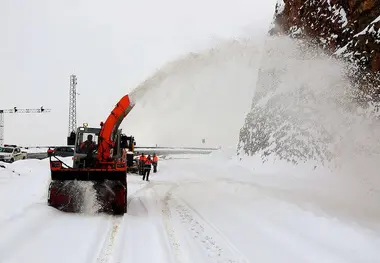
[125, 39, 264, 148]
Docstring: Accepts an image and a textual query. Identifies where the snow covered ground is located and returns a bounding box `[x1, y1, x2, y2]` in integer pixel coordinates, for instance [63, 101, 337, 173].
[1, 154, 379, 263]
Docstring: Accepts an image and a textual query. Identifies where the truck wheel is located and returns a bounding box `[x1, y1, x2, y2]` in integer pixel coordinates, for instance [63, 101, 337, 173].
[10, 158, 14, 163]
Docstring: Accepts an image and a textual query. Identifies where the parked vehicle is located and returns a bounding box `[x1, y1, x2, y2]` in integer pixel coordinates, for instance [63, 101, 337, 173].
[0, 146, 27, 163]
[52, 146, 74, 157]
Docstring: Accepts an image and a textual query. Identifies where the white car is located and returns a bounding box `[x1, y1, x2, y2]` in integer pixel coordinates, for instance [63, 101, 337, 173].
[0, 146, 27, 163]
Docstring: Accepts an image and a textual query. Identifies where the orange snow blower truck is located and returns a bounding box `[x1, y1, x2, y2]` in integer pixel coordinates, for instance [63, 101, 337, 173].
[47, 94, 136, 215]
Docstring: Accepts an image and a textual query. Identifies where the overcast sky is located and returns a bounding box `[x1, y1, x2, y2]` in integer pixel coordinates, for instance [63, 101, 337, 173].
[0, 0, 277, 146]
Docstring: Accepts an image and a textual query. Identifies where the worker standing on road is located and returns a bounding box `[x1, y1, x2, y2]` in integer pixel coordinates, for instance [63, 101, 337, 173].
[143, 155, 152, 181]
[152, 153, 158, 173]
[47, 147, 54, 157]
[139, 153, 146, 175]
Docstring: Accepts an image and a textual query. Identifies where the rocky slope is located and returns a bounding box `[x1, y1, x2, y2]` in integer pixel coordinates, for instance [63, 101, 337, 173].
[237, 1, 380, 167]
[270, 0, 380, 74]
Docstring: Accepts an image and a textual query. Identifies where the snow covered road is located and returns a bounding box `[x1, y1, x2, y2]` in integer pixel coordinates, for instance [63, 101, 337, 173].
[0, 155, 380, 263]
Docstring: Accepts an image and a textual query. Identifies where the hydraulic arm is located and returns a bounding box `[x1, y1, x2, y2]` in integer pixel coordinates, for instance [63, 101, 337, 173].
[97, 95, 135, 162]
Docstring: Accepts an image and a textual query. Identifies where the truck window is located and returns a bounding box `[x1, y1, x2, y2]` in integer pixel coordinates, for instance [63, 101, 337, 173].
[0, 147, 14, 153]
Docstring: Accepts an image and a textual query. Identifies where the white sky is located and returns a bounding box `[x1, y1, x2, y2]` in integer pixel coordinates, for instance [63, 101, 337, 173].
[0, 0, 277, 146]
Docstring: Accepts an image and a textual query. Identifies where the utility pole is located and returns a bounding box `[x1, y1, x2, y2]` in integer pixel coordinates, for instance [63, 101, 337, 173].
[0, 107, 51, 146]
[0, 112, 3, 147]
[67, 74, 77, 145]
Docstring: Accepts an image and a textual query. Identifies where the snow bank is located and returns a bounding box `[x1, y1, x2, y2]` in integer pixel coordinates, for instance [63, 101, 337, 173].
[0, 159, 51, 221]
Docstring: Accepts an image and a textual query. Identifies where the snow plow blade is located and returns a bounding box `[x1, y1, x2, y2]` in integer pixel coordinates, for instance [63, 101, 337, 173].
[51, 168, 127, 182]
[48, 162, 127, 215]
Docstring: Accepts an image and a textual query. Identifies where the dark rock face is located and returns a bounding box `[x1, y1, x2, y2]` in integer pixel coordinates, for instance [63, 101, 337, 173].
[270, 0, 380, 74]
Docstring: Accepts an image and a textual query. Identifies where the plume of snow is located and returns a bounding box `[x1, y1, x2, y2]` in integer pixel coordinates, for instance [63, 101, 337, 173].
[126, 38, 264, 148]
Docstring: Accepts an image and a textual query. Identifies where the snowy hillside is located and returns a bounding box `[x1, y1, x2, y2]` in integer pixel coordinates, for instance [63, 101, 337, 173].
[238, 36, 380, 164]
[270, 0, 380, 73]
[237, 35, 380, 219]
[237, 1, 380, 205]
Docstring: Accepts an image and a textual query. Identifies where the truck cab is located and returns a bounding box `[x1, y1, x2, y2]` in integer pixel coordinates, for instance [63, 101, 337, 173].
[72, 126, 135, 168]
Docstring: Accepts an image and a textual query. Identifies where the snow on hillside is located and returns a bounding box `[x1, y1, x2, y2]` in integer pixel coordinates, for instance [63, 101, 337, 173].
[334, 14, 380, 67]
[238, 36, 380, 167]
[237, 35, 380, 240]
[269, 0, 380, 106]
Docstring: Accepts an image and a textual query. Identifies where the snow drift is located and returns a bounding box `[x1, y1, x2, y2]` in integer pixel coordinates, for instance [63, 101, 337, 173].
[124, 39, 264, 148]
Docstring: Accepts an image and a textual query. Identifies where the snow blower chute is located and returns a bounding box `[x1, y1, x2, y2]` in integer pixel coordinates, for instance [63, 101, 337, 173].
[47, 94, 136, 215]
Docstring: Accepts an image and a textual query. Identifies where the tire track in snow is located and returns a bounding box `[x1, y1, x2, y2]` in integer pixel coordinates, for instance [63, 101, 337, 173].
[141, 188, 180, 263]
[151, 184, 187, 263]
[110, 185, 179, 263]
[149, 181, 230, 261]
[108, 192, 150, 263]
[129, 183, 190, 263]
[107, 180, 253, 263]
[170, 196, 249, 263]
[91, 216, 123, 263]
[170, 178, 366, 262]
[148, 182, 248, 263]
[88, 180, 160, 263]
[107, 212, 134, 263]
[83, 216, 114, 263]
[143, 179, 249, 263]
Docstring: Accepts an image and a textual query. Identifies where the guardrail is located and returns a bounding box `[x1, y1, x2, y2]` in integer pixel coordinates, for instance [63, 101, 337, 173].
[136, 146, 219, 150]
[23, 146, 219, 160]
[21, 145, 219, 150]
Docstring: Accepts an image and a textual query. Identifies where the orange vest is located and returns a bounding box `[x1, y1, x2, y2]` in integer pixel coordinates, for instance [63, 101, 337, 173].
[145, 159, 152, 165]
[153, 156, 158, 162]
[139, 155, 146, 161]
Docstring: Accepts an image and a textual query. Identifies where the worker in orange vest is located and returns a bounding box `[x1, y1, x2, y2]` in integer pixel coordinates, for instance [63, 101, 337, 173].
[139, 153, 146, 175]
[143, 155, 152, 181]
[152, 153, 158, 173]
[47, 147, 54, 157]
